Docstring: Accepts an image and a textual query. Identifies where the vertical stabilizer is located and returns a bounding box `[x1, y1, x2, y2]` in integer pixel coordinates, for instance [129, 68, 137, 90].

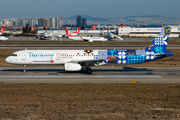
[73, 27, 81, 34]
[65, 29, 75, 37]
[0, 26, 5, 33]
[91, 24, 97, 30]
[145, 27, 171, 53]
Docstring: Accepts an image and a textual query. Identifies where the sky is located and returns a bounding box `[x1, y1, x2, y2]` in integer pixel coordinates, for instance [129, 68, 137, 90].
[0, 0, 180, 20]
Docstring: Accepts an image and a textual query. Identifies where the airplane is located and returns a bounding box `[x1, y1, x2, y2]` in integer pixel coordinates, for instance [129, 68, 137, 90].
[106, 25, 123, 41]
[0, 36, 8, 41]
[5, 27, 173, 74]
[91, 24, 97, 30]
[65, 29, 107, 42]
[37, 23, 58, 40]
[0, 26, 5, 35]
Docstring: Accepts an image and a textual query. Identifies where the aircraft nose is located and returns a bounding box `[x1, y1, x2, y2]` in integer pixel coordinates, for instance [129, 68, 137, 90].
[5, 57, 11, 63]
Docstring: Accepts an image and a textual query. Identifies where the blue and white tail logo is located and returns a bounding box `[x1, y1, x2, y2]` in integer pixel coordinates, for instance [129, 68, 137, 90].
[145, 27, 171, 53]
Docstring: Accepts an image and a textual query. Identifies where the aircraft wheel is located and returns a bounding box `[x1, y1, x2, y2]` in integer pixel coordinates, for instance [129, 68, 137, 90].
[86, 68, 92, 74]
[23, 69, 26, 73]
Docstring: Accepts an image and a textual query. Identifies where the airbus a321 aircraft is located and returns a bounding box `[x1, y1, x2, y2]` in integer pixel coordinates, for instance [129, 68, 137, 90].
[5, 27, 173, 74]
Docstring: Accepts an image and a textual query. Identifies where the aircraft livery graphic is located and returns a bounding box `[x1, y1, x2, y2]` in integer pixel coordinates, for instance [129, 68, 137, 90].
[5, 27, 173, 74]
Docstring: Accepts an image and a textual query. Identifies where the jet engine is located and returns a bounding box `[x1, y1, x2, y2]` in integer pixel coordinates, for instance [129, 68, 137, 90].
[64, 63, 82, 71]
[88, 39, 93, 42]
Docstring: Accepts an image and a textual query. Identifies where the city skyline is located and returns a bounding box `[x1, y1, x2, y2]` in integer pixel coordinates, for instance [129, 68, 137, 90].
[0, 0, 180, 21]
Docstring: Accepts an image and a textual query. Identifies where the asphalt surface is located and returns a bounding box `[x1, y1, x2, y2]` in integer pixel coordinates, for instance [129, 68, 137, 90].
[0, 66, 179, 83]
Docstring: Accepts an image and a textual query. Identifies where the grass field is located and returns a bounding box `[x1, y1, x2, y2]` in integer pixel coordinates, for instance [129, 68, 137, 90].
[0, 84, 179, 119]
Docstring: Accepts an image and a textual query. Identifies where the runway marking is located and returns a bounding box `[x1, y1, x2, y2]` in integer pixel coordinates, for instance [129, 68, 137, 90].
[0, 75, 162, 78]
[131, 80, 138, 84]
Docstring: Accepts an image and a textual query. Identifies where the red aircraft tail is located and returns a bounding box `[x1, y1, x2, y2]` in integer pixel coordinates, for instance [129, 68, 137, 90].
[0, 26, 5, 33]
[91, 24, 97, 30]
[46, 23, 47, 32]
[31, 26, 35, 31]
[65, 29, 75, 37]
[73, 27, 81, 34]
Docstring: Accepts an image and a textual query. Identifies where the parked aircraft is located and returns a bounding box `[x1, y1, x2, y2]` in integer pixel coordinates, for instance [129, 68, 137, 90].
[0, 26, 5, 35]
[38, 26, 81, 40]
[106, 25, 123, 40]
[65, 29, 107, 42]
[5, 27, 172, 74]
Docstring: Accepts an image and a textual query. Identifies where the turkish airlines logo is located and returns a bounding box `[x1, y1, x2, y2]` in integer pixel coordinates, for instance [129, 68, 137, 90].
[50, 60, 54, 63]
[68, 31, 71, 36]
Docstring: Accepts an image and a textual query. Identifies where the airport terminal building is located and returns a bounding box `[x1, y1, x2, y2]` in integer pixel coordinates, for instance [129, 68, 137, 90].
[117, 26, 180, 37]
[38, 26, 180, 38]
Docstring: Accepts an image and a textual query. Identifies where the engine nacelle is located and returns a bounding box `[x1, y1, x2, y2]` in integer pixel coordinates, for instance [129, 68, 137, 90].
[64, 63, 82, 71]
[88, 39, 93, 42]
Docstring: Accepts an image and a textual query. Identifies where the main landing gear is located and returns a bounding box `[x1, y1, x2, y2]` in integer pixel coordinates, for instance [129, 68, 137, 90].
[23, 65, 26, 73]
[86, 67, 92, 74]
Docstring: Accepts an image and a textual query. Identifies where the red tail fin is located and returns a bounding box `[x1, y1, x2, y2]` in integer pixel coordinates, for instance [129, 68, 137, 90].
[31, 26, 35, 31]
[0, 26, 5, 33]
[73, 27, 81, 34]
[65, 29, 75, 37]
[91, 24, 97, 30]
[46, 23, 47, 32]
[120, 24, 123, 28]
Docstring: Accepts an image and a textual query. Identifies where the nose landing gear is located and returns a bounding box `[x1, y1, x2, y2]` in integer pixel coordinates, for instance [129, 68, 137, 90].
[23, 65, 26, 73]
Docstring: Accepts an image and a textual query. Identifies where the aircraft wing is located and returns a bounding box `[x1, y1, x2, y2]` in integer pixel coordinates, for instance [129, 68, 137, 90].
[114, 35, 123, 41]
[49, 35, 58, 40]
[70, 59, 105, 66]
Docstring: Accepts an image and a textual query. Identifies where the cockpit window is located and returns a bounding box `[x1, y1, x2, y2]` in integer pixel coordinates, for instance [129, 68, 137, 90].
[10, 54, 17, 57]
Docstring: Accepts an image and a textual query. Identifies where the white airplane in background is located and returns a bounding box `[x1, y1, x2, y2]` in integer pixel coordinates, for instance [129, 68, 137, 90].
[5, 27, 173, 74]
[0, 36, 8, 41]
[65, 29, 107, 42]
[0, 26, 5, 35]
[106, 25, 123, 41]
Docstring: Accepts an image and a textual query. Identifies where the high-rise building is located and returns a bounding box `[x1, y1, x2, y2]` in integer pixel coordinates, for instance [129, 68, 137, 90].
[50, 18, 56, 28]
[38, 18, 46, 27]
[76, 15, 81, 27]
[82, 18, 87, 28]
[55, 18, 59, 28]
[60, 16, 63, 29]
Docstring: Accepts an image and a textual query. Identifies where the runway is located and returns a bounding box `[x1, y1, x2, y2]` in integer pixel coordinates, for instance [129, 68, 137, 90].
[0, 66, 179, 83]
